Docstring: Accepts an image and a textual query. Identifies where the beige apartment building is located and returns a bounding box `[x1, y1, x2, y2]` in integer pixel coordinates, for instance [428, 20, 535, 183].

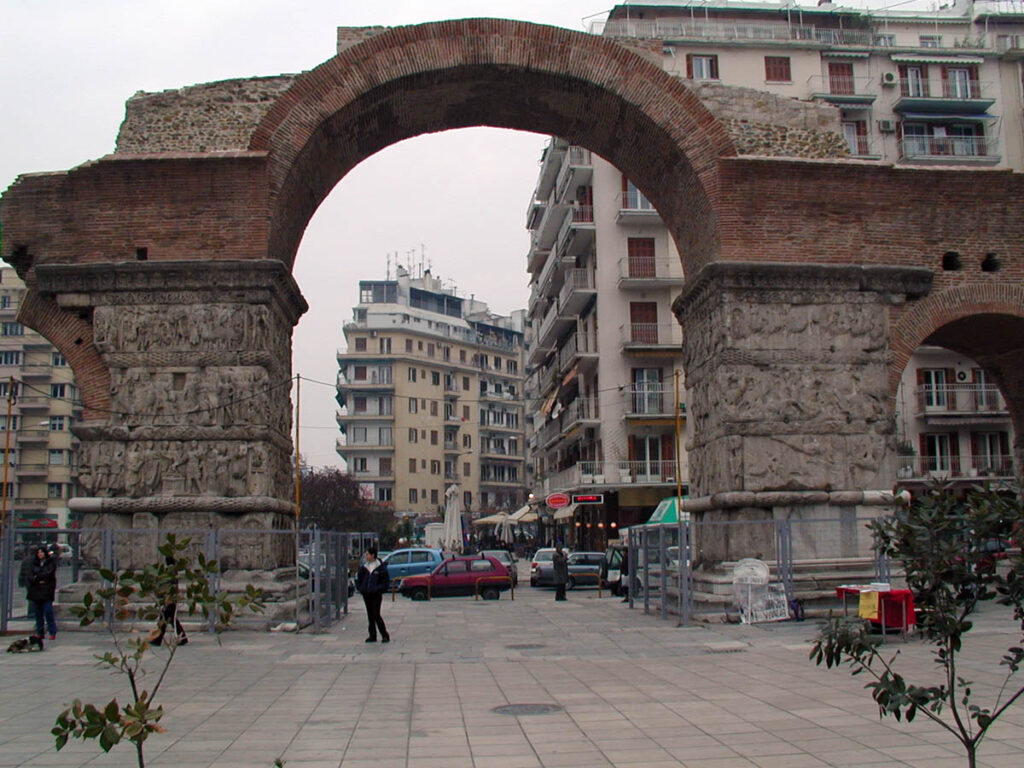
[336, 267, 527, 521]
[0, 268, 80, 528]
[526, 0, 1021, 545]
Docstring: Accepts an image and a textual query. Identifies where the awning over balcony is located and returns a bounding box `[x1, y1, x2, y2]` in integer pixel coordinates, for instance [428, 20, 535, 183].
[925, 416, 1009, 426]
[890, 54, 984, 65]
[900, 112, 999, 122]
[553, 503, 577, 521]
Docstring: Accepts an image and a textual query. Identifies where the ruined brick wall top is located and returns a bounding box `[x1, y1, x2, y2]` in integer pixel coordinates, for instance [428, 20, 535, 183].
[115, 75, 298, 154]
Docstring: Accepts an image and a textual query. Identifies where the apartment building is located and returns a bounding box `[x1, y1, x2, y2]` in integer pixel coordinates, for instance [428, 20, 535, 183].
[596, 0, 1024, 166]
[336, 266, 527, 520]
[525, 0, 1022, 543]
[0, 268, 80, 528]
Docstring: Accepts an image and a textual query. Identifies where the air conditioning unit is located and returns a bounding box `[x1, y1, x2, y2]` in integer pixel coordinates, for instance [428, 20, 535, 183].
[877, 119, 897, 133]
[880, 71, 898, 86]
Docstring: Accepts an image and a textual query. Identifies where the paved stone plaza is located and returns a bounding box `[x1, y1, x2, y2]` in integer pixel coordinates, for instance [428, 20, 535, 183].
[1, 568, 1022, 768]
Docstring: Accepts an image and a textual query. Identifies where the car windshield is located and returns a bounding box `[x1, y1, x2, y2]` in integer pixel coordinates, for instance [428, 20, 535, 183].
[534, 550, 554, 562]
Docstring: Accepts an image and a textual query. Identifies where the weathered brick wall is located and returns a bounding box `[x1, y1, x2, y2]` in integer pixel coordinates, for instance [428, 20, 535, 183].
[115, 76, 297, 154]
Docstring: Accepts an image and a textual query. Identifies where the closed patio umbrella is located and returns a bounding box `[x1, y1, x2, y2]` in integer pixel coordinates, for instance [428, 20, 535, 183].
[442, 484, 464, 552]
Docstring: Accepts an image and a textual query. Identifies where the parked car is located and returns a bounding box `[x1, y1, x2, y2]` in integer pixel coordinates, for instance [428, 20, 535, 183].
[398, 554, 512, 600]
[381, 547, 444, 584]
[481, 549, 518, 587]
[567, 551, 604, 589]
[530, 547, 573, 587]
[600, 544, 627, 596]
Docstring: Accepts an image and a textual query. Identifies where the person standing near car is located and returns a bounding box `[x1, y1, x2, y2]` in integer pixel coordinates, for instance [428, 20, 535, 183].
[27, 545, 58, 640]
[355, 546, 391, 643]
[552, 544, 569, 602]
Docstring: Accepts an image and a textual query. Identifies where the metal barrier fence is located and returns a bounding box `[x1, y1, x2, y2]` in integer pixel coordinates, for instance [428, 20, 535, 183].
[627, 517, 890, 625]
[0, 526, 379, 635]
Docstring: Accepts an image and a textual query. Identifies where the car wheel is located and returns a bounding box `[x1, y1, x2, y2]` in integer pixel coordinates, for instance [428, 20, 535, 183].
[481, 587, 499, 600]
[567, 577, 576, 590]
[410, 586, 428, 601]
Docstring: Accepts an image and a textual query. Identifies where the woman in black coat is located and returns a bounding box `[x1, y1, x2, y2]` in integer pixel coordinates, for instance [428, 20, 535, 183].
[26, 546, 58, 639]
[355, 546, 390, 643]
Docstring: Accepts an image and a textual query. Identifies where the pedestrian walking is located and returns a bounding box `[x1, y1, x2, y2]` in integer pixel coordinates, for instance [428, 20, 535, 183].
[26, 545, 58, 640]
[552, 544, 569, 601]
[355, 546, 390, 643]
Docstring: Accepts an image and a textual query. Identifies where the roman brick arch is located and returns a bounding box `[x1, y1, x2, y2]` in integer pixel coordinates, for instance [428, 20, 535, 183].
[249, 18, 735, 275]
[891, 284, 1024, 435]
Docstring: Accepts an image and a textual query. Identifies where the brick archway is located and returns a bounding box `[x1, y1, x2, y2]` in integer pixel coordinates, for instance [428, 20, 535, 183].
[891, 284, 1024, 435]
[250, 19, 735, 274]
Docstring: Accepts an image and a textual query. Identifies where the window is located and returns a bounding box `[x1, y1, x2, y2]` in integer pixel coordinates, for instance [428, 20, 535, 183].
[409, 458, 417, 473]
[379, 427, 392, 446]
[1, 322, 24, 336]
[686, 54, 719, 80]
[379, 458, 392, 476]
[408, 367, 417, 383]
[52, 352, 66, 367]
[377, 486, 392, 502]
[463, 491, 472, 509]
[899, 65, 929, 97]
[629, 302, 659, 343]
[351, 426, 367, 443]
[0, 351, 21, 365]
[430, 460, 440, 475]
[427, 343, 435, 358]
[430, 430, 438, 446]
[945, 67, 974, 99]
[405, 338, 413, 352]
[49, 416, 66, 431]
[48, 483, 65, 499]
[0, 415, 19, 430]
[430, 400, 438, 416]
[972, 431, 1008, 473]
[353, 457, 368, 473]
[462, 376, 470, 391]
[632, 368, 664, 414]
[462, 405, 470, 421]
[408, 399, 418, 414]
[431, 371, 440, 386]
[621, 178, 653, 211]
[431, 489, 439, 505]
[507, 360, 517, 374]
[764, 56, 791, 83]
[463, 434, 472, 449]
[922, 432, 957, 473]
[353, 366, 367, 381]
[0, 381, 18, 397]
[354, 337, 367, 351]
[0, 295, 9, 309]
[408, 428, 418, 443]
[841, 121, 868, 156]
[378, 396, 392, 415]
[627, 238, 656, 278]
[827, 62, 854, 95]
[919, 368, 950, 409]
[919, 35, 942, 48]
[409, 488, 418, 503]
[353, 396, 367, 413]
[463, 462, 471, 477]
[48, 449, 65, 465]
[470, 560, 496, 572]
[875, 34, 895, 47]
[379, 337, 391, 354]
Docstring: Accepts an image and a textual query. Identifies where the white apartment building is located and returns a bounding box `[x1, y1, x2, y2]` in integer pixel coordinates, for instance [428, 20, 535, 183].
[595, 0, 1024, 166]
[525, 0, 1021, 544]
[336, 266, 527, 521]
[0, 268, 80, 529]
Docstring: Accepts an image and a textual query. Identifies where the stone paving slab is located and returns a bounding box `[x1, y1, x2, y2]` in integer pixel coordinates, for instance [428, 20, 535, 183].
[1, 574, 1022, 767]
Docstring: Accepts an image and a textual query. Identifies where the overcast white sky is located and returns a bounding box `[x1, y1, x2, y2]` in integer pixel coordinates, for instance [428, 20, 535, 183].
[0, 0, 934, 468]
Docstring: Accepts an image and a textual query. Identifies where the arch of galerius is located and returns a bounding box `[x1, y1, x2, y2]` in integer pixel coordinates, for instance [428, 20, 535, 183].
[3, 19, 1024, 567]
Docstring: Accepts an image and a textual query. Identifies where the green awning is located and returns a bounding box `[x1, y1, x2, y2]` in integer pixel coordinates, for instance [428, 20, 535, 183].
[647, 496, 688, 525]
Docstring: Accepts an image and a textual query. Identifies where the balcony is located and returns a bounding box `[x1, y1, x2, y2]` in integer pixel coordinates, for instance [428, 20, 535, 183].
[336, 438, 394, 452]
[617, 189, 659, 223]
[617, 255, 685, 288]
[336, 369, 393, 391]
[914, 384, 1007, 417]
[898, 135, 998, 164]
[558, 327, 599, 373]
[15, 395, 51, 412]
[620, 322, 683, 352]
[563, 397, 600, 432]
[15, 428, 50, 445]
[624, 386, 684, 419]
[555, 204, 595, 259]
[14, 463, 50, 477]
[19, 365, 52, 382]
[893, 78, 995, 115]
[537, 301, 576, 349]
[897, 454, 1014, 482]
[554, 146, 593, 205]
[558, 269, 596, 316]
[593, 19, 875, 48]
[808, 75, 876, 105]
[336, 408, 393, 424]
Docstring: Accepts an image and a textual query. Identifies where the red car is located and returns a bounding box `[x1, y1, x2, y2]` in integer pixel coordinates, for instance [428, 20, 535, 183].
[398, 554, 512, 600]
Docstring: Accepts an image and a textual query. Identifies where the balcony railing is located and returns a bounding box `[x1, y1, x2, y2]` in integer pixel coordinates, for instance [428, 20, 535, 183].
[621, 322, 683, 348]
[899, 136, 994, 160]
[620, 188, 656, 212]
[624, 386, 678, 417]
[558, 268, 596, 309]
[807, 74, 876, 101]
[897, 78, 990, 101]
[593, 19, 875, 47]
[618, 255, 685, 283]
[914, 384, 1007, 414]
[897, 454, 1013, 480]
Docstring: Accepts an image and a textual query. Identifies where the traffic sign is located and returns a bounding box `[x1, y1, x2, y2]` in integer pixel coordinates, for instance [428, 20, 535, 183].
[572, 494, 604, 505]
[546, 492, 570, 509]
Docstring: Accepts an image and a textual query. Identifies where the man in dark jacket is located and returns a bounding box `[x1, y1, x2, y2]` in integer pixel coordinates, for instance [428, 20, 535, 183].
[355, 546, 390, 643]
[26, 545, 58, 639]
[552, 544, 569, 601]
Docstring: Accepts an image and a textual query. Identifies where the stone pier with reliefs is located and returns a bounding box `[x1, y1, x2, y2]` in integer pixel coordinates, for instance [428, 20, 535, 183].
[43, 260, 307, 569]
[673, 262, 934, 563]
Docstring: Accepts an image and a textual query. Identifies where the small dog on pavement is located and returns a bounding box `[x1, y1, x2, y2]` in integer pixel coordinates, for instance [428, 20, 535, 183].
[6, 635, 44, 653]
